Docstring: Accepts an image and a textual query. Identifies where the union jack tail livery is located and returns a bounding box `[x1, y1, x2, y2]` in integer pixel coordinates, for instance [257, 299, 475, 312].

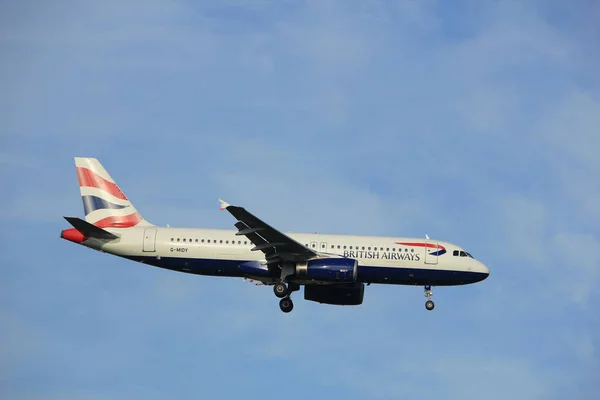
[75, 157, 152, 228]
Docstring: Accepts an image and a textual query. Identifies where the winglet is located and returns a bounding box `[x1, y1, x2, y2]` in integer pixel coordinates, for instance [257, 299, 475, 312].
[218, 199, 231, 211]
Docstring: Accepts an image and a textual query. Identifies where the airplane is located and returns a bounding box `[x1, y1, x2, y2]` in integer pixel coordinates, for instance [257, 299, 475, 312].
[61, 158, 490, 313]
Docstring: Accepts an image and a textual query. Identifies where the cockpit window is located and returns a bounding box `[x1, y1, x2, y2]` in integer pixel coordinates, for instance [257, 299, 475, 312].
[454, 250, 475, 259]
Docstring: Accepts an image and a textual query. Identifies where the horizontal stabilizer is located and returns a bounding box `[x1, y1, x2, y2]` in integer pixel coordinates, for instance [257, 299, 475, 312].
[63, 217, 119, 240]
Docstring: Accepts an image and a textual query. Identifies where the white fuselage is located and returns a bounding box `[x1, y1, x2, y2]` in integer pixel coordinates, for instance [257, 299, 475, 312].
[82, 226, 490, 286]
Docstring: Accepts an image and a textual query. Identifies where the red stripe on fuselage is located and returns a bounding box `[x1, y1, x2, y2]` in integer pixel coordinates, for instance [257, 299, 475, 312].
[93, 212, 142, 228]
[396, 242, 446, 251]
[76, 167, 128, 200]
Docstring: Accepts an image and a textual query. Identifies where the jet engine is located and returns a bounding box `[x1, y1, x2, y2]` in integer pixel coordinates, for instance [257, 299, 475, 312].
[295, 257, 358, 283]
[304, 282, 365, 305]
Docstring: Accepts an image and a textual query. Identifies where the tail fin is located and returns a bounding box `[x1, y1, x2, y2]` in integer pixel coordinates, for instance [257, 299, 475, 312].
[74, 157, 153, 228]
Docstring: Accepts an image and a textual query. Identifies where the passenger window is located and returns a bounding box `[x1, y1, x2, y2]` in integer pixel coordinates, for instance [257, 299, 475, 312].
[220, 240, 223, 244]
[368, 247, 371, 250]
[244, 241, 247, 245]
[226, 240, 229, 244]
[170, 238, 174, 242]
[405, 248, 408, 252]
[201, 239, 205, 243]
[183, 238, 186, 242]
[189, 239, 192, 243]
[386, 248, 389, 251]
[362, 247, 365, 250]
[343, 246, 346, 249]
[321, 244, 325, 249]
[411, 249, 414, 252]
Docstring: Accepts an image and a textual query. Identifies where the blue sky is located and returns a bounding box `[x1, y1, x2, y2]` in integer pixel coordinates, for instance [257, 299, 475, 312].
[1, 0, 598, 398]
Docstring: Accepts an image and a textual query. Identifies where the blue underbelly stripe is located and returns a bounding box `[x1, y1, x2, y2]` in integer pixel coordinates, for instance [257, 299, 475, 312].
[123, 256, 488, 286]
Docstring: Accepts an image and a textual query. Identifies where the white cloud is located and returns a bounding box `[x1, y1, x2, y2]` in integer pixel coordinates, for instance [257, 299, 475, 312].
[541, 91, 600, 221]
[493, 194, 548, 265]
[551, 232, 600, 305]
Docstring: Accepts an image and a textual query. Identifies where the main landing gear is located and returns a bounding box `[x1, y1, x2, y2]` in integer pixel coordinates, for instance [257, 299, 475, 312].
[273, 282, 299, 313]
[279, 297, 293, 313]
[424, 285, 435, 311]
[273, 282, 288, 298]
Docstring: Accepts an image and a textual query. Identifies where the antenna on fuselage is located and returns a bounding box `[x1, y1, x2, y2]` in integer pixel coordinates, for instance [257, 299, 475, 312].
[425, 234, 430, 240]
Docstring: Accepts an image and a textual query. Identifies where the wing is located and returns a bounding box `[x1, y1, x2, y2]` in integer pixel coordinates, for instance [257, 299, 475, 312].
[219, 199, 317, 268]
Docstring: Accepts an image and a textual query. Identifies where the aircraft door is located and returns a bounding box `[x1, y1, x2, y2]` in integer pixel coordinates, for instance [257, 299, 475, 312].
[424, 241, 439, 265]
[143, 228, 157, 252]
[310, 241, 318, 250]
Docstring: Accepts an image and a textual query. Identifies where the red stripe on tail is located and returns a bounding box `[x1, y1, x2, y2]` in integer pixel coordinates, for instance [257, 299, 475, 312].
[94, 212, 142, 228]
[77, 167, 128, 200]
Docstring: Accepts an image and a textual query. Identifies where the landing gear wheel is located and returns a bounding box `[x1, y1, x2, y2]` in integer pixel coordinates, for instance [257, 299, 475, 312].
[424, 285, 434, 311]
[425, 300, 435, 311]
[273, 282, 288, 298]
[279, 297, 294, 313]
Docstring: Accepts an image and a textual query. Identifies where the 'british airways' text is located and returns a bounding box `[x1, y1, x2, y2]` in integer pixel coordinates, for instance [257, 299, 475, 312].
[343, 250, 421, 261]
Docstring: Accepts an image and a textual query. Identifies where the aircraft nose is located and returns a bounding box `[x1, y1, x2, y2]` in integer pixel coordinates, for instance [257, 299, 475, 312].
[478, 261, 490, 279]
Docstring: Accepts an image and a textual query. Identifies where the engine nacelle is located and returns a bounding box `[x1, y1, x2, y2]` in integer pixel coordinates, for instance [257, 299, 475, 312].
[304, 282, 365, 305]
[296, 258, 358, 283]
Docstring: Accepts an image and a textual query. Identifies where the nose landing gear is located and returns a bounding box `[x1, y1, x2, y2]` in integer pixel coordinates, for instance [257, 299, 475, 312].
[424, 285, 435, 311]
